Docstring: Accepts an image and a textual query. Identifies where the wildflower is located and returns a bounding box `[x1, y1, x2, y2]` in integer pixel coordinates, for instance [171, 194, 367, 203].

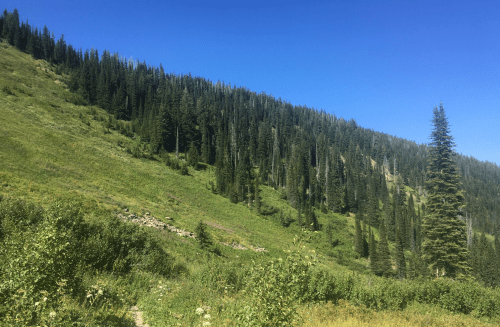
[49, 311, 56, 318]
[195, 307, 205, 315]
[98, 289, 103, 295]
[35, 302, 40, 306]
[202, 322, 211, 326]
[203, 314, 211, 320]
[43, 297, 47, 302]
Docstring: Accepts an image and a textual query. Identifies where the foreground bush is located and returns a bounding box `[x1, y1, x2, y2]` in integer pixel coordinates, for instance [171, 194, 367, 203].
[0, 197, 179, 325]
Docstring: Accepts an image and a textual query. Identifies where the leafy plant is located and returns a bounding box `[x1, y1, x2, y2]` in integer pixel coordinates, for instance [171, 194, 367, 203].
[241, 239, 316, 326]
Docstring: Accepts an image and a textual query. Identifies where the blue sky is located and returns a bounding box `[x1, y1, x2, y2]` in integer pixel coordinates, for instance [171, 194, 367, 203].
[4, 0, 500, 165]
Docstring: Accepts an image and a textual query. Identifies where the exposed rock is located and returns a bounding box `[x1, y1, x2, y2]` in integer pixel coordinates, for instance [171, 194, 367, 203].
[117, 210, 266, 251]
[252, 246, 267, 252]
[221, 242, 248, 250]
[117, 212, 167, 230]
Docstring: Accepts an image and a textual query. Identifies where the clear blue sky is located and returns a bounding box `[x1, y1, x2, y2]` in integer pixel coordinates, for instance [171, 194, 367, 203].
[4, 0, 500, 165]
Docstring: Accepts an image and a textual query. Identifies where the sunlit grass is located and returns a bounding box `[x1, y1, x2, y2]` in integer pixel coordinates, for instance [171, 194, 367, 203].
[0, 42, 324, 259]
[301, 301, 500, 327]
[1, 41, 498, 327]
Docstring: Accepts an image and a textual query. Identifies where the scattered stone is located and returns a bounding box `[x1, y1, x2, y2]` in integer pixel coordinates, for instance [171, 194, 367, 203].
[117, 209, 266, 251]
[117, 212, 167, 230]
[253, 246, 267, 252]
[221, 242, 248, 250]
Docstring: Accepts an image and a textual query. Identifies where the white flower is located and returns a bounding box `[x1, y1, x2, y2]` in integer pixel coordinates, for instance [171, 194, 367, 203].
[35, 302, 40, 306]
[49, 311, 56, 318]
[195, 307, 205, 315]
[98, 289, 103, 295]
[203, 314, 211, 320]
[202, 322, 211, 326]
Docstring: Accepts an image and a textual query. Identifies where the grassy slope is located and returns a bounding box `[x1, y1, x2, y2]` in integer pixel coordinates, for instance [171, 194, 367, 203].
[0, 42, 324, 255]
[1, 42, 497, 326]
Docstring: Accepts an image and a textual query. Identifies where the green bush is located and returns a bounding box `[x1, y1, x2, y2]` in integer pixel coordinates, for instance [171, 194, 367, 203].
[0, 201, 80, 325]
[0, 197, 179, 324]
[240, 243, 316, 326]
[439, 281, 480, 314]
[180, 162, 189, 175]
[81, 217, 176, 277]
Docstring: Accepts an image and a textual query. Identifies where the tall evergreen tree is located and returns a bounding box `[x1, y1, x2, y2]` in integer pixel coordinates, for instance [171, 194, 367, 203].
[495, 230, 500, 284]
[254, 176, 261, 213]
[395, 224, 406, 279]
[355, 214, 364, 257]
[376, 218, 392, 277]
[422, 104, 469, 278]
[369, 227, 378, 273]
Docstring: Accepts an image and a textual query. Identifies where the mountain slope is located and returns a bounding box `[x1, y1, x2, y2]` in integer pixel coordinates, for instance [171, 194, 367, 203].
[2, 39, 500, 327]
[0, 42, 350, 259]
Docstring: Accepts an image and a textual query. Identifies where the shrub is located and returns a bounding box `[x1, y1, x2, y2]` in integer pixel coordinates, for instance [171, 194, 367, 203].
[241, 242, 316, 326]
[439, 281, 480, 314]
[0, 209, 79, 324]
[180, 162, 189, 175]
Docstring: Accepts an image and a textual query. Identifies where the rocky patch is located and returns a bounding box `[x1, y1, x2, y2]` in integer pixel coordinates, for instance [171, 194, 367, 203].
[118, 210, 265, 252]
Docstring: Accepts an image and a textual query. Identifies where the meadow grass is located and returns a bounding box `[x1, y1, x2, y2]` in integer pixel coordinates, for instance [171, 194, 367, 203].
[301, 300, 500, 327]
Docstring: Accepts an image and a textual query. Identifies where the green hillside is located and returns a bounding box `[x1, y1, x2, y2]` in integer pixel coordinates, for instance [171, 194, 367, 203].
[2, 40, 500, 327]
[0, 41, 353, 260]
[3, 6, 500, 323]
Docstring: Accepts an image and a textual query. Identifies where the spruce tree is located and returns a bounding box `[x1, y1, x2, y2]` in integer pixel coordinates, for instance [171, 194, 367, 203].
[195, 220, 212, 250]
[495, 231, 500, 286]
[355, 214, 364, 257]
[422, 104, 469, 278]
[254, 177, 261, 213]
[187, 141, 199, 168]
[377, 218, 392, 276]
[369, 227, 378, 273]
[395, 225, 406, 279]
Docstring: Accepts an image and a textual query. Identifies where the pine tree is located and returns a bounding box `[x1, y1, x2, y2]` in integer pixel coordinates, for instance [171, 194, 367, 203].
[355, 214, 364, 257]
[395, 224, 406, 279]
[369, 227, 378, 273]
[407, 195, 417, 251]
[377, 218, 392, 277]
[254, 177, 261, 213]
[495, 230, 500, 286]
[195, 220, 212, 250]
[362, 219, 369, 257]
[187, 141, 199, 169]
[422, 104, 469, 278]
